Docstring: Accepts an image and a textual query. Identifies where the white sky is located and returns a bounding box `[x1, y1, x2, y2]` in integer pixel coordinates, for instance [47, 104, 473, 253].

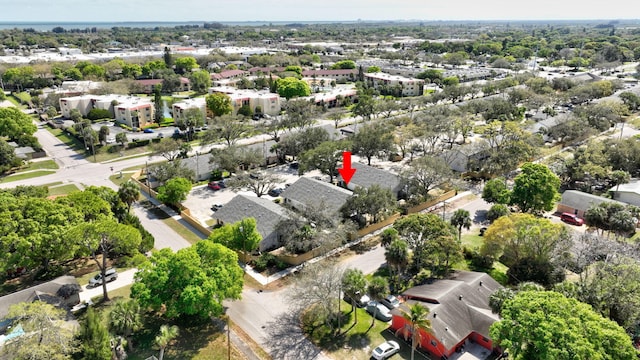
[0, 0, 637, 22]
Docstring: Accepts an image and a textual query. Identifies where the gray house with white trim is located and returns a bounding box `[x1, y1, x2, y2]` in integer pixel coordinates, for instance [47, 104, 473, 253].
[557, 190, 625, 218]
[281, 177, 352, 216]
[211, 194, 291, 251]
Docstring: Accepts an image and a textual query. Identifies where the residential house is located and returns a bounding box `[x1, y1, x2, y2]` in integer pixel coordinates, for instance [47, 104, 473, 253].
[248, 66, 286, 76]
[172, 97, 207, 123]
[209, 86, 281, 116]
[210, 69, 250, 86]
[557, 190, 625, 218]
[609, 180, 640, 207]
[364, 72, 424, 97]
[135, 79, 163, 94]
[211, 194, 291, 251]
[390, 271, 503, 360]
[342, 162, 403, 198]
[0, 276, 80, 342]
[281, 177, 352, 216]
[440, 143, 491, 174]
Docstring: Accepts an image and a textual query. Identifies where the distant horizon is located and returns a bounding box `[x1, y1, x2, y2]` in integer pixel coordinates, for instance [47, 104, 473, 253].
[2, 0, 640, 24]
[0, 18, 638, 31]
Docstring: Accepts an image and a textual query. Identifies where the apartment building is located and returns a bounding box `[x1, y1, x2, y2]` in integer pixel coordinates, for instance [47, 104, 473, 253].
[172, 97, 207, 122]
[208, 86, 281, 116]
[59, 94, 154, 128]
[364, 72, 425, 96]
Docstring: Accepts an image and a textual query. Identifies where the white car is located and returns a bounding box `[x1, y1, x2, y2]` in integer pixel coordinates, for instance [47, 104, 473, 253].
[88, 268, 118, 287]
[372, 340, 400, 359]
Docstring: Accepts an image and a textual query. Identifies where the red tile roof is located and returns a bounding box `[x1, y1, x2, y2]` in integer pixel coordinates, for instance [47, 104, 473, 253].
[136, 79, 163, 86]
[302, 69, 357, 76]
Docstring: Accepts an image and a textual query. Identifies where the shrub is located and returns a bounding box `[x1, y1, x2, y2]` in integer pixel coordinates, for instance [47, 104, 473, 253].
[87, 108, 113, 121]
[143, 123, 159, 130]
[252, 253, 278, 273]
[463, 246, 494, 269]
[118, 123, 132, 131]
[210, 169, 223, 181]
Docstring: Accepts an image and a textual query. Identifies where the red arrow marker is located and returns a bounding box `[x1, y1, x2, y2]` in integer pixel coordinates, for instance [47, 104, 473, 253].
[338, 151, 356, 185]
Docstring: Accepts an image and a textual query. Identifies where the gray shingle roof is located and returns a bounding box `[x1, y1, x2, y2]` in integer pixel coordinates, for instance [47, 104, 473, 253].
[610, 180, 640, 194]
[281, 177, 352, 215]
[560, 190, 624, 211]
[347, 163, 402, 193]
[0, 276, 79, 319]
[212, 194, 290, 240]
[395, 271, 502, 349]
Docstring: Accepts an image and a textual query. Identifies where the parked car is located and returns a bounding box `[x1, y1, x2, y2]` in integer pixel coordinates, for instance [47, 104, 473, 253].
[372, 340, 400, 360]
[88, 268, 117, 287]
[345, 291, 370, 307]
[268, 188, 284, 197]
[289, 162, 299, 170]
[143, 128, 154, 133]
[211, 203, 223, 211]
[380, 295, 400, 310]
[208, 182, 221, 191]
[366, 301, 393, 322]
[217, 180, 226, 188]
[560, 212, 584, 226]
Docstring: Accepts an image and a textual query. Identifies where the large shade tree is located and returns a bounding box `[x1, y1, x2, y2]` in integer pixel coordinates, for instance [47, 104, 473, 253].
[67, 219, 142, 301]
[393, 213, 461, 275]
[510, 163, 561, 213]
[480, 213, 570, 285]
[490, 291, 637, 360]
[131, 241, 243, 319]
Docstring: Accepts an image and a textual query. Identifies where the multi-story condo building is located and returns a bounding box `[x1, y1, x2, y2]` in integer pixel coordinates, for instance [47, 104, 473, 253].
[364, 72, 425, 96]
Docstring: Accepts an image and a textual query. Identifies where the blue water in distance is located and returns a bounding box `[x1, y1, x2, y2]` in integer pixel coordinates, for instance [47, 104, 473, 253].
[0, 21, 356, 31]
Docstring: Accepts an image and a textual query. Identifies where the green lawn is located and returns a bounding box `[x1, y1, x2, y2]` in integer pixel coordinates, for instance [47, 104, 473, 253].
[46, 127, 85, 151]
[461, 233, 484, 249]
[16, 159, 59, 171]
[312, 302, 419, 360]
[48, 184, 80, 196]
[0, 170, 56, 183]
[109, 172, 135, 186]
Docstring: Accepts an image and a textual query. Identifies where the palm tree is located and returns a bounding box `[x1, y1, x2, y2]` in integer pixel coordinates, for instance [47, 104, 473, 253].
[118, 180, 140, 213]
[155, 325, 179, 360]
[450, 209, 472, 242]
[109, 299, 143, 352]
[367, 276, 389, 328]
[397, 303, 432, 360]
[341, 268, 367, 324]
[385, 239, 409, 291]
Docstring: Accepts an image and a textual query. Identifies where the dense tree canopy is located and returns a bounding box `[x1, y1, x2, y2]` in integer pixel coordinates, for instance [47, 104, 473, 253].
[206, 92, 233, 117]
[490, 291, 637, 360]
[481, 213, 570, 285]
[510, 163, 561, 213]
[131, 241, 243, 319]
[277, 77, 311, 99]
[393, 213, 461, 275]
